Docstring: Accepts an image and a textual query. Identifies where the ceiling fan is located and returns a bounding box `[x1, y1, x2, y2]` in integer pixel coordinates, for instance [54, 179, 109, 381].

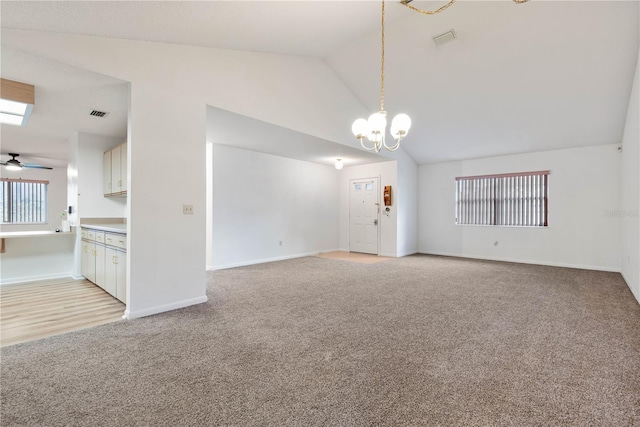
[1, 153, 53, 171]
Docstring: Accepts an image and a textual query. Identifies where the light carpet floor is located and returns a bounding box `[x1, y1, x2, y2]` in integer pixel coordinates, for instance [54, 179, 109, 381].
[1, 255, 639, 426]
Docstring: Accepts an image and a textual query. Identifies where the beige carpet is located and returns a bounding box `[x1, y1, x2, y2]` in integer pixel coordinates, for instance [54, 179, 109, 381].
[315, 251, 393, 264]
[1, 255, 639, 426]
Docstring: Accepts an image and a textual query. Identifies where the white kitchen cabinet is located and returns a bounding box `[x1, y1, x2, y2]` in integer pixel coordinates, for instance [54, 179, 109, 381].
[103, 142, 127, 197]
[111, 144, 121, 193]
[81, 240, 91, 279]
[120, 142, 127, 195]
[81, 240, 103, 286]
[95, 243, 106, 292]
[106, 247, 126, 303]
[103, 151, 112, 195]
[81, 225, 126, 304]
[81, 225, 127, 304]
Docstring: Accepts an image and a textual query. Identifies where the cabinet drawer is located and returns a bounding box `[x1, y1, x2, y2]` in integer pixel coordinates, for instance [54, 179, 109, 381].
[81, 229, 88, 239]
[87, 230, 96, 241]
[105, 233, 126, 250]
[95, 231, 105, 243]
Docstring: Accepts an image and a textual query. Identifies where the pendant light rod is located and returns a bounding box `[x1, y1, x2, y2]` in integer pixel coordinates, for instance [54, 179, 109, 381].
[380, 0, 385, 112]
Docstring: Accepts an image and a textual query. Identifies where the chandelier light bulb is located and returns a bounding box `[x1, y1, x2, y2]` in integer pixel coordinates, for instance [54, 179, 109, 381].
[391, 113, 411, 133]
[351, 118, 369, 138]
[368, 112, 387, 134]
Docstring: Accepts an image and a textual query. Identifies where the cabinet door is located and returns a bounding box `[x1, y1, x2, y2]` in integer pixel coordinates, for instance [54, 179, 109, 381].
[95, 244, 107, 292]
[105, 248, 117, 299]
[111, 145, 122, 193]
[116, 250, 127, 304]
[106, 248, 126, 303]
[120, 142, 127, 194]
[103, 151, 112, 195]
[87, 242, 96, 283]
[81, 241, 90, 278]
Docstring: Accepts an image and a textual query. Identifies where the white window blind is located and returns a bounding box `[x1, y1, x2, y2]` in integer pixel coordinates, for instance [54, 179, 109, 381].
[0, 178, 48, 224]
[455, 171, 549, 227]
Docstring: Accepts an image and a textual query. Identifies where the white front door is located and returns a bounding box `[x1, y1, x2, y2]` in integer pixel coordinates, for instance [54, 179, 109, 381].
[349, 178, 379, 255]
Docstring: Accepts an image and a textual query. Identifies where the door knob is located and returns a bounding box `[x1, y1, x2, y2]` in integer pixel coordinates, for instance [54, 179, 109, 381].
[374, 219, 378, 225]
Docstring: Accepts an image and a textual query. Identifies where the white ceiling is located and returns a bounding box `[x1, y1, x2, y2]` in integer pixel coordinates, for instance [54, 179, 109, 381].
[1, 1, 639, 166]
[0, 1, 407, 58]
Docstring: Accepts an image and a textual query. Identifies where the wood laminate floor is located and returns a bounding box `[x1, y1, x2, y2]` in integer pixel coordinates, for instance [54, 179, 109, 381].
[0, 277, 125, 347]
[314, 251, 393, 264]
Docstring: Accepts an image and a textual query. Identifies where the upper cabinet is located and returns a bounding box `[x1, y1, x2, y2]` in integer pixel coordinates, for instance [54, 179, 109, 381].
[104, 142, 127, 197]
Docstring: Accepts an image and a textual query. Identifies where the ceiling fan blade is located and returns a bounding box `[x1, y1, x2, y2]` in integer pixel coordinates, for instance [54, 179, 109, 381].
[22, 164, 53, 170]
[0, 162, 7, 166]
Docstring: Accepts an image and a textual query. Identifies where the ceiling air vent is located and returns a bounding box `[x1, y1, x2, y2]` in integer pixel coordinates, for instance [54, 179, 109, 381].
[433, 29, 456, 46]
[89, 109, 109, 118]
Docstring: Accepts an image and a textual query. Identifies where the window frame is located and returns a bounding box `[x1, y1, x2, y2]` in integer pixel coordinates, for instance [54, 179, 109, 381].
[455, 170, 549, 228]
[0, 178, 49, 225]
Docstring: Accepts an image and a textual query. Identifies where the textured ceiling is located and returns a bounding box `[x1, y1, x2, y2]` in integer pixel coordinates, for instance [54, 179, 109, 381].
[1, 1, 639, 166]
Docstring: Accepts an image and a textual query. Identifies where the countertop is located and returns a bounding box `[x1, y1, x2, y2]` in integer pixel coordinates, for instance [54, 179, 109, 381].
[81, 223, 127, 234]
[0, 230, 76, 239]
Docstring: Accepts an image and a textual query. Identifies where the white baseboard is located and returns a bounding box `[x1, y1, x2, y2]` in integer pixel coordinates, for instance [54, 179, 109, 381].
[418, 251, 622, 273]
[123, 295, 208, 320]
[379, 252, 397, 258]
[396, 250, 418, 258]
[621, 271, 640, 305]
[0, 272, 74, 286]
[210, 249, 341, 271]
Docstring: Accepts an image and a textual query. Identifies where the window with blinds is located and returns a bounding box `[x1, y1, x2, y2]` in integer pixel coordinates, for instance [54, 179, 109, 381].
[0, 178, 48, 224]
[455, 171, 549, 227]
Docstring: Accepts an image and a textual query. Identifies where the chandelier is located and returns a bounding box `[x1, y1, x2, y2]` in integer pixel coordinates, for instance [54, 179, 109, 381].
[351, 0, 530, 153]
[351, 0, 409, 153]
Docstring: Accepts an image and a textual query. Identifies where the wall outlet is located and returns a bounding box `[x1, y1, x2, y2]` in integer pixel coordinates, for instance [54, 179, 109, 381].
[183, 204, 194, 215]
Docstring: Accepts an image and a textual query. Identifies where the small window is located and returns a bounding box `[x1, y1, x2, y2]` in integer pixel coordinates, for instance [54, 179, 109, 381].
[354, 184, 362, 191]
[0, 178, 48, 224]
[366, 183, 373, 191]
[455, 171, 549, 227]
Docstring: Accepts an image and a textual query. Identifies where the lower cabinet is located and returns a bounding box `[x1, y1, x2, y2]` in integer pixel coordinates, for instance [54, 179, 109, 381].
[105, 247, 126, 303]
[95, 243, 106, 291]
[81, 240, 92, 281]
[81, 228, 126, 304]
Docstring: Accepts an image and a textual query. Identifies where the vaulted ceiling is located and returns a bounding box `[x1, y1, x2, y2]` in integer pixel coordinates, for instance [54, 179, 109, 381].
[1, 1, 639, 166]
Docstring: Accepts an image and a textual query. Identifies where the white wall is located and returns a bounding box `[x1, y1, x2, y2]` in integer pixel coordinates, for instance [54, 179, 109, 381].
[2, 29, 373, 318]
[418, 144, 622, 271]
[620, 46, 640, 303]
[0, 234, 76, 284]
[211, 145, 339, 269]
[395, 149, 418, 257]
[339, 161, 398, 257]
[0, 166, 74, 284]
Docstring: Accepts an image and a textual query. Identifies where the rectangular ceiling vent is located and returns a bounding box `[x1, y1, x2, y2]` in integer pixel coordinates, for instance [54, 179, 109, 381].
[90, 109, 109, 118]
[433, 29, 456, 46]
